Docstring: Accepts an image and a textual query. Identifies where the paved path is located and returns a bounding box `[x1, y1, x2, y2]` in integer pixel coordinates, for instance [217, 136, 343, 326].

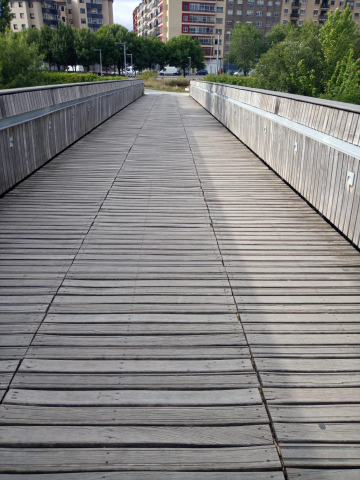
[0, 93, 359, 478]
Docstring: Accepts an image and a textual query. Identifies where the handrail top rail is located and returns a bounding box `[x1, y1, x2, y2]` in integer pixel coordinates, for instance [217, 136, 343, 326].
[191, 80, 360, 115]
[0, 78, 143, 96]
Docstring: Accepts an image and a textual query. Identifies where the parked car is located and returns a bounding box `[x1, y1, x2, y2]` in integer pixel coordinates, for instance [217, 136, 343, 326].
[196, 70, 208, 75]
[126, 67, 139, 77]
[234, 71, 244, 76]
[159, 66, 180, 76]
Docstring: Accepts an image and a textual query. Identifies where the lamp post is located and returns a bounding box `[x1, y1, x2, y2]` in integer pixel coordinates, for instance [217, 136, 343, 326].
[115, 42, 126, 76]
[216, 32, 220, 73]
[188, 56, 191, 76]
[127, 53, 133, 75]
[93, 48, 102, 76]
[209, 34, 214, 73]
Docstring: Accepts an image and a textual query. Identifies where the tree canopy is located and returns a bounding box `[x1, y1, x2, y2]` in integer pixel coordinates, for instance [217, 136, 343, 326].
[227, 22, 263, 76]
[167, 35, 205, 74]
[0, 0, 11, 33]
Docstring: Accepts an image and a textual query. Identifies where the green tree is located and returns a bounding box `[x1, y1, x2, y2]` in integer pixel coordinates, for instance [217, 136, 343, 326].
[320, 7, 360, 83]
[23, 26, 40, 47]
[95, 25, 118, 70]
[0, 0, 12, 33]
[125, 31, 147, 72]
[227, 22, 263, 75]
[251, 21, 323, 95]
[265, 22, 297, 47]
[0, 29, 43, 87]
[51, 22, 77, 69]
[39, 24, 54, 68]
[75, 28, 96, 71]
[322, 49, 360, 104]
[166, 35, 204, 75]
[143, 36, 168, 69]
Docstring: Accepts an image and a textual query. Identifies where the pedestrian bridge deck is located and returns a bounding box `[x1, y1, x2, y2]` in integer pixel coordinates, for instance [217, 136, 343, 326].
[0, 93, 359, 479]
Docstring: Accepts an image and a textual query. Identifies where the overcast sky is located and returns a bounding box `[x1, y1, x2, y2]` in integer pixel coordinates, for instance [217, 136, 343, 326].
[113, 0, 139, 31]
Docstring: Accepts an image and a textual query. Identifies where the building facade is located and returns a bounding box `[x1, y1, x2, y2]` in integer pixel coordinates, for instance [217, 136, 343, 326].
[224, 0, 282, 41]
[133, 5, 138, 32]
[136, 0, 226, 72]
[9, 0, 113, 32]
[280, 0, 360, 25]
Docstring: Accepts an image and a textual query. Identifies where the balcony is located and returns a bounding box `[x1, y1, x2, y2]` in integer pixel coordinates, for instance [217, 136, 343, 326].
[43, 18, 59, 25]
[87, 12, 103, 18]
[42, 7, 58, 14]
[319, 13, 328, 18]
[290, 10, 299, 17]
[291, 1, 300, 6]
[320, 2, 329, 6]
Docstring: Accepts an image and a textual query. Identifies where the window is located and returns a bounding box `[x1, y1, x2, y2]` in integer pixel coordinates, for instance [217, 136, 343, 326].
[248, 1, 254, 5]
[12, 12, 16, 18]
[228, 9, 233, 13]
[216, 17, 223, 22]
[62, 16, 65, 21]
[30, 13, 34, 18]
[356, 2, 360, 6]
[18, 1, 22, 6]
[300, 9, 305, 14]
[247, 9, 254, 15]
[257, 0, 264, 4]
[275, 1, 280, 6]
[256, 10, 263, 15]
[31, 24, 36, 27]
[61, 6, 64, 10]
[69, 19, 73, 23]
[237, 9, 242, 14]
[266, 11, 271, 15]
[284, 8, 288, 12]
[67, 0, 71, 4]
[268, 1, 272, 5]
[20, 12, 24, 17]
[10, 1, 13, 6]
[68, 8, 72, 13]
[313, 9, 318, 14]
[183, 14, 188, 20]
[298, 19, 304, 23]
[237, 0, 243, 3]
[215, 28, 222, 33]
[217, 6, 223, 11]
[229, 0, 234, 3]
[227, 20, 232, 23]
[80, 8, 85, 13]
[265, 21, 270, 26]
[301, 0, 306, 3]
[283, 18, 288, 23]
[183, 3, 188, 9]
[183, 25, 188, 31]
[339, 0, 344, 5]
[29, 1, 33, 6]
[274, 11, 279, 16]
[13, 23, 18, 29]
[255, 20, 262, 26]
[355, 11, 359, 16]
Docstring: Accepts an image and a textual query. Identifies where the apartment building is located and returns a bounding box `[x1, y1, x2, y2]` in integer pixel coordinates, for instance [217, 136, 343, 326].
[280, 0, 360, 25]
[224, 0, 282, 41]
[133, 5, 138, 32]
[136, 0, 226, 72]
[9, 0, 113, 32]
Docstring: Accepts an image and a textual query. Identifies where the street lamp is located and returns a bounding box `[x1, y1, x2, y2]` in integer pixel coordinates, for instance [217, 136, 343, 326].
[115, 42, 127, 76]
[93, 49, 102, 76]
[188, 56, 191, 76]
[127, 53, 133, 75]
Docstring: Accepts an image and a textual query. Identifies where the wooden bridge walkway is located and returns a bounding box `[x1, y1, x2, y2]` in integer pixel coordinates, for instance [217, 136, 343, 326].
[0, 93, 360, 479]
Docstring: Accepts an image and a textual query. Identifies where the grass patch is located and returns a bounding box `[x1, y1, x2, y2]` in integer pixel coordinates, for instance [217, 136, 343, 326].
[138, 70, 190, 92]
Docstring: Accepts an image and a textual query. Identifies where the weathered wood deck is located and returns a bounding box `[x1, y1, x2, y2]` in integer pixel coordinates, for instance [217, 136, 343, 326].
[0, 93, 359, 478]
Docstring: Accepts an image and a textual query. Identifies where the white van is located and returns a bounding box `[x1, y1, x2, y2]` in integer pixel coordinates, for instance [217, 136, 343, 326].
[159, 66, 180, 76]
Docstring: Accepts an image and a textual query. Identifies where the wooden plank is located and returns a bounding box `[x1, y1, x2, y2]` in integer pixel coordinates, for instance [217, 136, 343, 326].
[3, 388, 262, 406]
[0, 446, 281, 472]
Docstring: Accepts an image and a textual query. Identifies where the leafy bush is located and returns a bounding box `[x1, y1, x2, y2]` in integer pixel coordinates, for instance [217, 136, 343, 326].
[203, 74, 256, 88]
[138, 70, 158, 80]
[163, 77, 190, 87]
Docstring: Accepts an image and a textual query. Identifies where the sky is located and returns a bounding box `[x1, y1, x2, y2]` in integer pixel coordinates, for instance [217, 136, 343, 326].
[113, 0, 139, 31]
